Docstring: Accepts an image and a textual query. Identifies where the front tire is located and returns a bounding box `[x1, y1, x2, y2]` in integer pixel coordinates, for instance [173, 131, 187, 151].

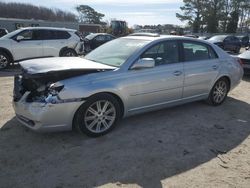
[74, 93, 121, 137]
[0, 51, 11, 69]
[207, 78, 229, 106]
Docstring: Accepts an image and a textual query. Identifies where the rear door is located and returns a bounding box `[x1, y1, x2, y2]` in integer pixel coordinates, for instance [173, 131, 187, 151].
[42, 30, 71, 57]
[182, 41, 220, 98]
[11, 29, 44, 60]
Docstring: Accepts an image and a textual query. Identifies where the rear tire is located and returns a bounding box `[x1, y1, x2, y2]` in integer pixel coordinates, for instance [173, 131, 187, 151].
[74, 93, 121, 137]
[61, 49, 77, 57]
[207, 78, 229, 106]
[0, 51, 11, 69]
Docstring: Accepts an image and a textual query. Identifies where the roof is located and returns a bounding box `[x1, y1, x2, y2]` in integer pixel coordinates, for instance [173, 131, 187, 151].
[123, 34, 218, 47]
[124, 34, 199, 41]
[17, 26, 76, 32]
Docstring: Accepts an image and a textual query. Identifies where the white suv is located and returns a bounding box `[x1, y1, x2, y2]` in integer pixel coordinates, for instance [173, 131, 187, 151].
[0, 27, 84, 69]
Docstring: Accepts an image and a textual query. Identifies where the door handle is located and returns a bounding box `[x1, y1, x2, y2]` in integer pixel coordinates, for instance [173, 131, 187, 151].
[212, 65, 218, 70]
[173, 71, 182, 76]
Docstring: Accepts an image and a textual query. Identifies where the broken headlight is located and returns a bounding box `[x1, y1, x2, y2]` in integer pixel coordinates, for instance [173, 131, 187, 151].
[45, 83, 64, 104]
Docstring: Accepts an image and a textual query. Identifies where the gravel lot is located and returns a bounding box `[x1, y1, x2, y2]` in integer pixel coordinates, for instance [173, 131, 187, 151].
[0, 67, 250, 188]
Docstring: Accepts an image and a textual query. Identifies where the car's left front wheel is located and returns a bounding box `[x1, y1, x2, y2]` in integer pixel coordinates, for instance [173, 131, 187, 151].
[74, 93, 121, 137]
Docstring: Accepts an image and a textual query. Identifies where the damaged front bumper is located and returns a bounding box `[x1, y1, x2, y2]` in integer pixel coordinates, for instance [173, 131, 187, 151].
[13, 92, 84, 132]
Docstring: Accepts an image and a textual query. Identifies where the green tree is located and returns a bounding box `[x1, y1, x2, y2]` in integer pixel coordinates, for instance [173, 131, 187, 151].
[76, 5, 105, 24]
[226, 0, 242, 33]
[204, 0, 225, 33]
[176, 0, 205, 33]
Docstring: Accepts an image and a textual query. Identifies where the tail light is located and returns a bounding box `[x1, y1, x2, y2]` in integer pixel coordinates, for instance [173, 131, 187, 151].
[237, 59, 244, 66]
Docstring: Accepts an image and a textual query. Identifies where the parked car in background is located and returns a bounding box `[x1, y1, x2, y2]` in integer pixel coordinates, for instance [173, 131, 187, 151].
[0, 28, 8, 38]
[13, 35, 243, 137]
[83, 33, 115, 54]
[238, 50, 250, 74]
[198, 36, 211, 40]
[0, 27, 84, 69]
[237, 35, 249, 47]
[208, 35, 241, 54]
[184, 34, 199, 38]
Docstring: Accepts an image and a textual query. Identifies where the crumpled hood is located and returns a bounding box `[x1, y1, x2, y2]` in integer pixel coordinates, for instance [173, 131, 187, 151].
[19, 57, 116, 74]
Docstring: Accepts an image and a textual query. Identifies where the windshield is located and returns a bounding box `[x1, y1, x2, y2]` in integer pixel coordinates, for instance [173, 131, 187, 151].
[85, 38, 150, 67]
[1, 29, 22, 39]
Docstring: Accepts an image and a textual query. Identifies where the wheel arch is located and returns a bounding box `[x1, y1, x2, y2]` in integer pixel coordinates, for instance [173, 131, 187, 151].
[0, 47, 14, 62]
[59, 47, 77, 56]
[72, 91, 125, 130]
[214, 75, 231, 91]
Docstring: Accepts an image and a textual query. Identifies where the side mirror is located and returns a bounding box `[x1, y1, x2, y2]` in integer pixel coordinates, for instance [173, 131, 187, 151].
[131, 58, 155, 70]
[16, 35, 24, 41]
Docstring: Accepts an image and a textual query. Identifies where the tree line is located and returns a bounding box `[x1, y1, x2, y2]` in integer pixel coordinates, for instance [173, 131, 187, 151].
[176, 0, 250, 33]
[0, 2, 77, 22]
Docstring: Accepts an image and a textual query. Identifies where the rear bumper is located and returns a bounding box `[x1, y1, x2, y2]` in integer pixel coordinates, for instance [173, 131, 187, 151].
[13, 92, 83, 132]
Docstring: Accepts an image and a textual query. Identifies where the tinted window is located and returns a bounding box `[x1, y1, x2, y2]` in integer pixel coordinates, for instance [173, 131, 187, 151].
[95, 35, 106, 41]
[232, 36, 240, 42]
[183, 42, 210, 61]
[224, 37, 232, 42]
[105, 35, 115, 41]
[141, 41, 179, 66]
[40, 30, 70, 40]
[32, 30, 43, 40]
[54, 31, 71, 39]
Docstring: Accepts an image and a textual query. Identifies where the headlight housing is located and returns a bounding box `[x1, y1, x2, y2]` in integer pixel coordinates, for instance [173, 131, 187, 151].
[45, 83, 64, 104]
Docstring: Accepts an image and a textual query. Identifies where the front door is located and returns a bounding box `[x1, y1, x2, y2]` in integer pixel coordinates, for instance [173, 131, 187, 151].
[126, 41, 184, 112]
[11, 29, 44, 61]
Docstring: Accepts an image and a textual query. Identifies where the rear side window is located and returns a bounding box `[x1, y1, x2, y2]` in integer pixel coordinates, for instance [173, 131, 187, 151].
[105, 35, 115, 41]
[95, 35, 106, 42]
[183, 42, 212, 61]
[53, 31, 71, 39]
[40, 30, 71, 40]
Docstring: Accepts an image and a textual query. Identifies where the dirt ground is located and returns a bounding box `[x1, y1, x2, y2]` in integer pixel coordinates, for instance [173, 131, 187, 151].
[0, 67, 250, 188]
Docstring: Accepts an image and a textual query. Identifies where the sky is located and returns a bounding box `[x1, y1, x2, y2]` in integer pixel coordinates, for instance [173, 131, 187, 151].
[3, 0, 185, 26]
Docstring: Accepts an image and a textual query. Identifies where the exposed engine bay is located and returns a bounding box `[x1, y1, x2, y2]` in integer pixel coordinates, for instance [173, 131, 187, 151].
[14, 69, 103, 103]
[13, 57, 116, 104]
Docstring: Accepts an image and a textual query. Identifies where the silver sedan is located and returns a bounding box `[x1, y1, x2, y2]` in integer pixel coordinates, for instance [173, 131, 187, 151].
[13, 34, 243, 137]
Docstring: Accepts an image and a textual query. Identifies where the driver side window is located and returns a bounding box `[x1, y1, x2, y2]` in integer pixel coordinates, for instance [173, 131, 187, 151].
[141, 41, 179, 66]
[17, 30, 33, 40]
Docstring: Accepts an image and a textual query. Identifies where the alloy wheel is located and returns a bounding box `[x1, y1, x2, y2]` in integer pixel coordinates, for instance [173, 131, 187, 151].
[0, 55, 8, 69]
[84, 100, 116, 133]
[212, 80, 227, 103]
